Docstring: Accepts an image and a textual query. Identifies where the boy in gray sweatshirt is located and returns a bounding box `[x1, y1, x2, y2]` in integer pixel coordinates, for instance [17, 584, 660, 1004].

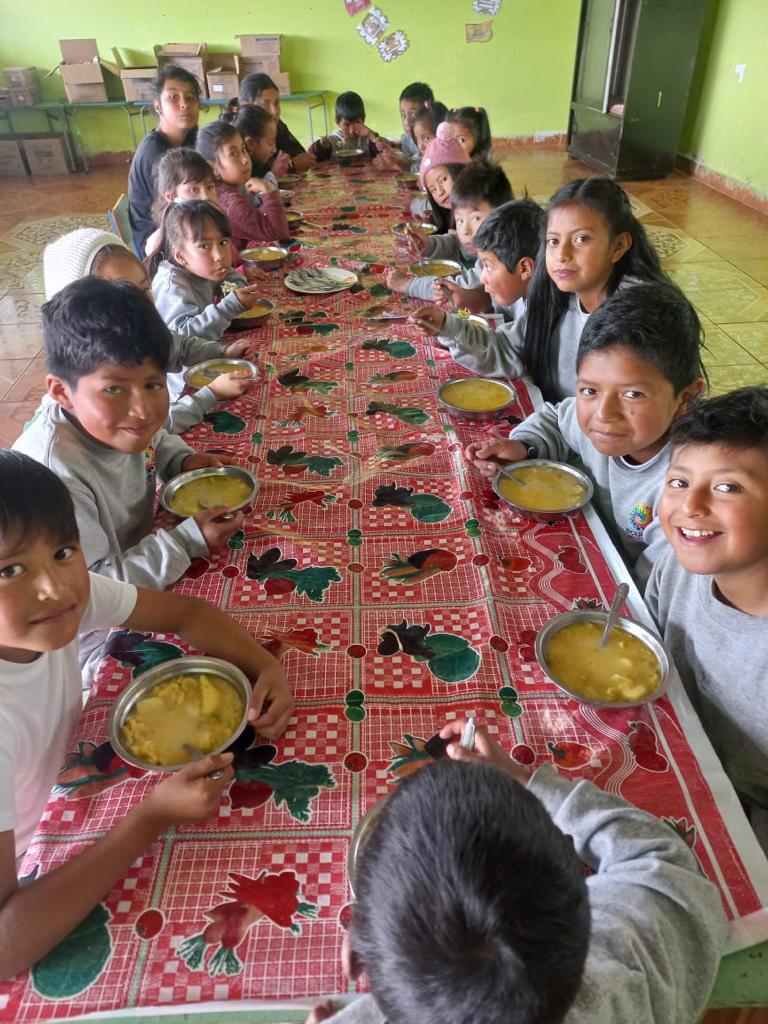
[13, 278, 244, 677]
[307, 720, 727, 1024]
[466, 284, 706, 575]
[646, 387, 768, 852]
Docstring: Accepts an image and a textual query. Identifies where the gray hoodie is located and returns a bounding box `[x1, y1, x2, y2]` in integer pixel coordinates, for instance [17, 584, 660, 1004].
[152, 260, 247, 340]
[164, 331, 225, 434]
[318, 763, 727, 1024]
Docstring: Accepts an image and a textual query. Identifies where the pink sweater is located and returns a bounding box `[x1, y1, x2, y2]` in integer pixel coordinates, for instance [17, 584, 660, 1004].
[216, 184, 290, 252]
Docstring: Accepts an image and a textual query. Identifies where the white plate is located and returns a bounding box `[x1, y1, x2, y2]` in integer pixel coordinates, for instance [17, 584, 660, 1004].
[284, 266, 358, 295]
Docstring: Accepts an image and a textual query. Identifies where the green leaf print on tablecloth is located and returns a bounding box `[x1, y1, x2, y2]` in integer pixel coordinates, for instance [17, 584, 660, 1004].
[32, 904, 112, 998]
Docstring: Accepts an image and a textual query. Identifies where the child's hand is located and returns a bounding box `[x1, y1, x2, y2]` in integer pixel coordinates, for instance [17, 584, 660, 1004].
[437, 279, 491, 314]
[181, 452, 236, 472]
[464, 439, 528, 477]
[245, 176, 273, 195]
[222, 339, 251, 359]
[140, 753, 235, 830]
[385, 268, 411, 293]
[249, 661, 294, 738]
[194, 506, 246, 552]
[271, 151, 291, 177]
[306, 1001, 339, 1024]
[209, 370, 254, 401]
[234, 284, 269, 310]
[409, 305, 446, 335]
[439, 719, 530, 786]
[406, 227, 430, 257]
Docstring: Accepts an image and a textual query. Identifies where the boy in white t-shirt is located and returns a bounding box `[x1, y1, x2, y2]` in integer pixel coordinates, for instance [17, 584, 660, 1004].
[0, 451, 293, 979]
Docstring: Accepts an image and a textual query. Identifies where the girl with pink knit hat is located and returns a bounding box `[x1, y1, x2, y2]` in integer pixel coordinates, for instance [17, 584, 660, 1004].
[418, 122, 472, 234]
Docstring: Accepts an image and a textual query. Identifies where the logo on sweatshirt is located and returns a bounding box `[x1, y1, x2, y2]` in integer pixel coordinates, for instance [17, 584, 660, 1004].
[627, 502, 652, 539]
[143, 445, 156, 484]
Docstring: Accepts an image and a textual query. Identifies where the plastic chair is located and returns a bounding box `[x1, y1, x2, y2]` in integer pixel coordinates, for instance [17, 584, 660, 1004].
[107, 193, 141, 257]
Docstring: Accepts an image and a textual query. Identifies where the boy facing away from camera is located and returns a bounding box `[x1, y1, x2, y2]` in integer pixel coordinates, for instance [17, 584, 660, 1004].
[307, 719, 726, 1024]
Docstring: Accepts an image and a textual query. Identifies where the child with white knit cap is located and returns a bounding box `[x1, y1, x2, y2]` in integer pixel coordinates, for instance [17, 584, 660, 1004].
[42, 229, 253, 434]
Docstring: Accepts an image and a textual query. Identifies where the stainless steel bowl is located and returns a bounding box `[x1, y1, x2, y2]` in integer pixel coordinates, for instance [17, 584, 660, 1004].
[535, 609, 672, 708]
[231, 298, 275, 328]
[396, 172, 420, 188]
[392, 221, 437, 240]
[108, 656, 252, 772]
[409, 258, 462, 278]
[160, 465, 258, 517]
[183, 358, 259, 390]
[277, 173, 301, 187]
[438, 376, 516, 422]
[278, 189, 293, 205]
[347, 797, 389, 896]
[336, 147, 366, 160]
[493, 460, 594, 519]
[285, 210, 304, 227]
[240, 246, 289, 272]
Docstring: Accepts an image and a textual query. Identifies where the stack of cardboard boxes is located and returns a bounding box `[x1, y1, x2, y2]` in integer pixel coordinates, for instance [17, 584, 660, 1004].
[1, 66, 40, 107]
[238, 35, 290, 95]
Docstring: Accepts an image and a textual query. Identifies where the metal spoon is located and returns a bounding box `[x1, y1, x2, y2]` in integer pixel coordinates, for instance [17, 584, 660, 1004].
[183, 743, 226, 780]
[599, 582, 629, 648]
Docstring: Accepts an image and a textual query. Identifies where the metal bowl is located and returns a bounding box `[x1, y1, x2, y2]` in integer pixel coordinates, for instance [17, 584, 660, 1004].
[285, 209, 304, 228]
[278, 189, 293, 206]
[493, 460, 594, 519]
[438, 376, 516, 422]
[347, 797, 389, 896]
[183, 358, 259, 390]
[231, 298, 275, 329]
[277, 173, 301, 187]
[535, 609, 672, 708]
[109, 656, 252, 773]
[396, 172, 420, 188]
[335, 147, 366, 161]
[240, 246, 289, 272]
[392, 221, 437, 240]
[160, 465, 258, 517]
[409, 258, 462, 278]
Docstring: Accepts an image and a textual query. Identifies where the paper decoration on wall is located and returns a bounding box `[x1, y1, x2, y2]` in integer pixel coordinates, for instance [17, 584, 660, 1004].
[378, 30, 410, 61]
[344, 0, 371, 14]
[466, 21, 493, 42]
[357, 6, 389, 45]
[472, 0, 502, 13]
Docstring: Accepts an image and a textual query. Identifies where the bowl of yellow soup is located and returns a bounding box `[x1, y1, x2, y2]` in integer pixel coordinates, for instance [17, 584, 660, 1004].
[277, 173, 301, 188]
[160, 466, 258, 518]
[535, 610, 671, 708]
[347, 796, 390, 897]
[392, 221, 438, 241]
[493, 460, 593, 519]
[231, 298, 275, 329]
[240, 246, 290, 273]
[438, 376, 516, 422]
[409, 259, 462, 278]
[183, 358, 259, 390]
[285, 209, 304, 228]
[396, 172, 420, 188]
[109, 657, 252, 772]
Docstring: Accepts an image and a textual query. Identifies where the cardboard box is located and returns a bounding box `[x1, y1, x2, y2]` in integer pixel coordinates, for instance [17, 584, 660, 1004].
[240, 56, 281, 79]
[3, 66, 37, 90]
[206, 54, 240, 99]
[0, 138, 27, 176]
[21, 134, 71, 175]
[112, 50, 157, 102]
[0, 89, 10, 108]
[274, 71, 291, 96]
[154, 42, 208, 98]
[48, 39, 118, 103]
[238, 34, 281, 58]
[10, 87, 40, 107]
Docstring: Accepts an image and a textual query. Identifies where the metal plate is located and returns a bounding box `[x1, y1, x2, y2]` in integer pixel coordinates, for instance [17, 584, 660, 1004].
[392, 221, 437, 239]
[284, 266, 358, 294]
[160, 465, 258, 516]
[231, 298, 275, 326]
[183, 358, 259, 390]
[492, 459, 594, 518]
[347, 797, 389, 896]
[437, 376, 516, 422]
[409, 259, 462, 278]
[240, 246, 289, 269]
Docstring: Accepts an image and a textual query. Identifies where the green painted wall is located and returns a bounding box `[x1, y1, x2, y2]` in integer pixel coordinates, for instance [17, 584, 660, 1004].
[681, 0, 768, 197]
[0, 0, 580, 157]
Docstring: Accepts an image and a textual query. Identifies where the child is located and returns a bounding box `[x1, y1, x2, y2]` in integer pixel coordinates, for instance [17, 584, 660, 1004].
[465, 284, 705, 572]
[232, 104, 281, 185]
[234, 72, 315, 174]
[417, 122, 471, 233]
[145, 147, 220, 258]
[445, 105, 492, 159]
[308, 92, 391, 162]
[306, 720, 726, 1024]
[387, 161, 514, 313]
[13, 278, 245, 678]
[398, 81, 434, 162]
[411, 198, 542, 354]
[0, 450, 293, 978]
[646, 387, 768, 850]
[128, 65, 201, 254]
[196, 122, 289, 253]
[150, 199, 265, 340]
[43, 228, 252, 435]
[407, 100, 448, 171]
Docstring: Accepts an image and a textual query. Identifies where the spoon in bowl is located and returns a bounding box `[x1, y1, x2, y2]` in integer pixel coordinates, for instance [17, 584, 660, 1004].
[599, 582, 630, 648]
[183, 743, 226, 780]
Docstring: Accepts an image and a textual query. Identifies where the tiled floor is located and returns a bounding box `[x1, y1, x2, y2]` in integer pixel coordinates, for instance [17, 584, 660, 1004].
[1, 154, 767, 447]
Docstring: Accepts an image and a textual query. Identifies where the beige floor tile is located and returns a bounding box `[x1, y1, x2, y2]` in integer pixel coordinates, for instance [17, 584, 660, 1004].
[701, 326, 760, 366]
[696, 233, 768, 261]
[724, 256, 768, 287]
[719, 322, 768, 362]
[706, 363, 768, 395]
[0, 400, 40, 447]
[0, 323, 43, 360]
[0, 292, 45, 325]
[0, 359, 30, 400]
[1, 357, 46, 404]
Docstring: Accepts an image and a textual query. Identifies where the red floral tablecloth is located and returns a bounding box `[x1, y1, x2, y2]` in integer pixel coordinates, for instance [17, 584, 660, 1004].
[4, 163, 766, 1021]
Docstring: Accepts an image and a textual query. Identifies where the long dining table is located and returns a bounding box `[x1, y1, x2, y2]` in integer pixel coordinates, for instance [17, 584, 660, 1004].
[4, 160, 767, 1022]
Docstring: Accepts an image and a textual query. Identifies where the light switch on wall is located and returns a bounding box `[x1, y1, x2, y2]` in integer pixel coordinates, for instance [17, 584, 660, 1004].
[734, 63, 746, 83]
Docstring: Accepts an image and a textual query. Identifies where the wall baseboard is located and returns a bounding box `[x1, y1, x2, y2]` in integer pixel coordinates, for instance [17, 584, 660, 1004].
[495, 133, 567, 149]
[677, 154, 768, 217]
[83, 151, 134, 168]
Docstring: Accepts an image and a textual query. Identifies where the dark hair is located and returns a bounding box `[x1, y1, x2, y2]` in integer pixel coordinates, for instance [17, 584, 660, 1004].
[399, 81, 434, 105]
[577, 282, 704, 393]
[670, 386, 768, 452]
[353, 760, 590, 1024]
[90, 244, 135, 276]
[234, 104, 275, 142]
[152, 64, 201, 101]
[151, 147, 214, 224]
[410, 100, 448, 144]
[43, 278, 171, 385]
[240, 72, 277, 103]
[0, 450, 79, 549]
[145, 199, 232, 277]
[451, 160, 514, 212]
[447, 106, 492, 158]
[523, 177, 670, 401]
[195, 120, 240, 164]
[335, 91, 365, 123]
[427, 163, 466, 234]
[474, 198, 543, 272]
